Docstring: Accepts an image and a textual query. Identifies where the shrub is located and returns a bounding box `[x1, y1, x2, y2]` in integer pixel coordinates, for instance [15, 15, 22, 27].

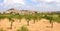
[0, 28, 6, 31]
[16, 26, 29, 31]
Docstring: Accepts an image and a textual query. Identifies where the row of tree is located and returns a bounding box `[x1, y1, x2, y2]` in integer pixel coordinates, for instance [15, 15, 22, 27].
[0, 13, 60, 29]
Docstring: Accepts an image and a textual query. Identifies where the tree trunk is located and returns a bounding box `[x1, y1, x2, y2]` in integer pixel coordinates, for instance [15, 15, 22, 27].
[0, 19, 1, 21]
[50, 20, 52, 23]
[10, 22, 13, 29]
[36, 20, 38, 22]
[51, 21, 53, 28]
[33, 19, 35, 24]
[39, 19, 41, 21]
[27, 21, 29, 26]
[19, 19, 21, 22]
[0, 19, 1, 26]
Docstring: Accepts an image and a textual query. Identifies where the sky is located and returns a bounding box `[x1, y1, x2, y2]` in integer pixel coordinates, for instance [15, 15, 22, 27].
[0, 0, 60, 12]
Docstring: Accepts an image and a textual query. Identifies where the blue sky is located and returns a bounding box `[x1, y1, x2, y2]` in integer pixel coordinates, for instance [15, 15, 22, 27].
[0, 0, 60, 12]
[0, 0, 3, 3]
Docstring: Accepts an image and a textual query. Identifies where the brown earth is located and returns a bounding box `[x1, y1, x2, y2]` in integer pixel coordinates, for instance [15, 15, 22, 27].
[0, 18, 60, 31]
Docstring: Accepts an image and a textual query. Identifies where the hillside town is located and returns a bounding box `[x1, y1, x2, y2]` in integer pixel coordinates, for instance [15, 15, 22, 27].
[0, 8, 40, 15]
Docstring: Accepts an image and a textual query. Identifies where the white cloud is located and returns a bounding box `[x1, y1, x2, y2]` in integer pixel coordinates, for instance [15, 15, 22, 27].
[44, 0, 54, 2]
[31, 0, 60, 3]
[45, 0, 60, 3]
[0, 0, 60, 12]
[4, 0, 25, 5]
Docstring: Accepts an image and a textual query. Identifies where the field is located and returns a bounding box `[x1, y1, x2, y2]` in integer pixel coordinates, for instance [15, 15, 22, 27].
[0, 13, 60, 31]
[0, 18, 60, 31]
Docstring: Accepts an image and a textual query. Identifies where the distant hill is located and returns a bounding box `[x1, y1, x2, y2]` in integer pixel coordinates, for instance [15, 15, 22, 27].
[0, 8, 39, 14]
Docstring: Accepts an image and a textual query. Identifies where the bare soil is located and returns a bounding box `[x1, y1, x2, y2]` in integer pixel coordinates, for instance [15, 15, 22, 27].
[0, 18, 60, 31]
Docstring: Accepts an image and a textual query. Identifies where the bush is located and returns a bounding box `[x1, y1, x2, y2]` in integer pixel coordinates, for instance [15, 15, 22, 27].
[0, 28, 6, 31]
[16, 26, 29, 31]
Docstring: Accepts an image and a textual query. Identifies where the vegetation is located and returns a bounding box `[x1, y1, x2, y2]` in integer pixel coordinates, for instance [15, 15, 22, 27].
[15, 15, 23, 22]
[0, 12, 60, 30]
[0, 28, 6, 31]
[7, 15, 14, 29]
[16, 25, 29, 31]
[0, 15, 6, 21]
[44, 15, 54, 28]
[24, 14, 32, 26]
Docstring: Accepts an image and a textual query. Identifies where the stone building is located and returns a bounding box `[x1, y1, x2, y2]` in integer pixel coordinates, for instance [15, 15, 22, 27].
[2, 8, 38, 15]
